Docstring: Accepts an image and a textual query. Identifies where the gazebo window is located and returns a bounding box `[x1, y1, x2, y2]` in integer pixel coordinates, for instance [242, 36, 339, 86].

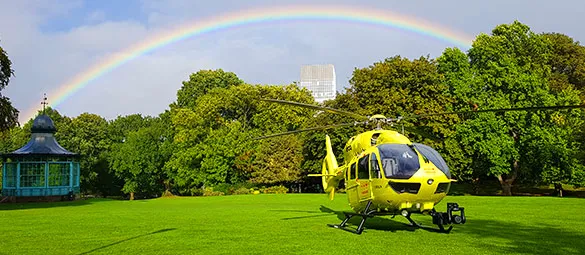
[49, 163, 70, 187]
[4, 163, 17, 188]
[20, 163, 45, 188]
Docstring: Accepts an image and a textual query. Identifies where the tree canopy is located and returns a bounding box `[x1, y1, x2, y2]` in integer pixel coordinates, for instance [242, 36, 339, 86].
[0, 43, 19, 131]
[438, 21, 584, 195]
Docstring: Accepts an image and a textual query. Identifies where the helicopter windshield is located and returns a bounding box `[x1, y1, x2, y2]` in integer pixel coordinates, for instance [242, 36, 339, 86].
[413, 143, 451, 179]
[378, 144, 420, 179]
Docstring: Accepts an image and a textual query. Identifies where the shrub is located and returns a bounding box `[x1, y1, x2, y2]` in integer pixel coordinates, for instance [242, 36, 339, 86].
[231, 187, 250, 195]
[161, 190, 175, 197]
[190, 188, 204, 196]
[262, 185, 289, 194]
[203, 187, 225, 196]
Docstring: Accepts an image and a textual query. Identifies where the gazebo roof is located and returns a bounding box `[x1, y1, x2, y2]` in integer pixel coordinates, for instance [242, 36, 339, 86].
[1, 114, 79, 158]
[31, 114, 57, 133]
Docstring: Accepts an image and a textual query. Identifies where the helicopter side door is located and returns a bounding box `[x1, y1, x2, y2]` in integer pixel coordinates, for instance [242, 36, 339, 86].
[356, 154, 372, 201]
[346, 162, 359, 206]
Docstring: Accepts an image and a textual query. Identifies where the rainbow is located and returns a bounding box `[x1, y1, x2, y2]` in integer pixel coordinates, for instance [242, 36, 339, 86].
[22, 5, 474, 122]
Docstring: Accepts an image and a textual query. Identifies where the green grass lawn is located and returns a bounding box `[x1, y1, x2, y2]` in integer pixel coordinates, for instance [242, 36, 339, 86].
[1, 194, 584, 255]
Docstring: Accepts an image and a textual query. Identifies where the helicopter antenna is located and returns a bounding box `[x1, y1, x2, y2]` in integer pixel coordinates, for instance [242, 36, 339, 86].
[41, 93, 48, 115]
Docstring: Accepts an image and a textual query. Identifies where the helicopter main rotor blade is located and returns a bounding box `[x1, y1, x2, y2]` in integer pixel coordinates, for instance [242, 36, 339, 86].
[260, 99, 368, 121]
[400, 126, 441, 141]
[406, 104, 585, 119]
[254, 122, 363, 140]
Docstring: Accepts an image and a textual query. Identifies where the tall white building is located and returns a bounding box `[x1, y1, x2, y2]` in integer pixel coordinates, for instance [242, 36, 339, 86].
[299, 64, 336, 103]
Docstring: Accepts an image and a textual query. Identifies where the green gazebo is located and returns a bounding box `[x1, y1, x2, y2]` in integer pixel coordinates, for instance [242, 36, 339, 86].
[1, 114, 80, 200]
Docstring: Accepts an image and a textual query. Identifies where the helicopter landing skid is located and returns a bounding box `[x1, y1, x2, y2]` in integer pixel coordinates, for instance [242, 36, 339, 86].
[328, 202, 466, 234]
[402, 210, 454, 233]
[327, 200, 376, 235]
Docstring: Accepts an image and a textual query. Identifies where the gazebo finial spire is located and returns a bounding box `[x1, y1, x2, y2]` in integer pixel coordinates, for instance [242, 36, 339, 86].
[41, 93, 48, 115]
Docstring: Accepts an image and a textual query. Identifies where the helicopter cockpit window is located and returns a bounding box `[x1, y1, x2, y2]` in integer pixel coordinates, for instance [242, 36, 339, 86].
[357, 155, 370, 179]
[378, 144, 420, 179]
[413, 143, 451, 178]
[370, 153, 381, 179]
[349, 163, 356, 179]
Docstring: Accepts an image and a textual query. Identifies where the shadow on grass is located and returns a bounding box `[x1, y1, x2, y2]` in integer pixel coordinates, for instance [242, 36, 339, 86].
[278, 205, 448, 234]
[0, 198, 116, 211]
[78, 228, 177, 255]
[458, 219, 584, 254]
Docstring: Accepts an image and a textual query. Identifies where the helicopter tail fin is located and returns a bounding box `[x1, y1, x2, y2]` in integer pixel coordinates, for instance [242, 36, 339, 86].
[308, 135, 342, 200]
[323, 135, 340, 200]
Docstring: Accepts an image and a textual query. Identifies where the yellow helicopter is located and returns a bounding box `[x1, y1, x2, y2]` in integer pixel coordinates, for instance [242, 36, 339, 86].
[257, 99, 585, 234]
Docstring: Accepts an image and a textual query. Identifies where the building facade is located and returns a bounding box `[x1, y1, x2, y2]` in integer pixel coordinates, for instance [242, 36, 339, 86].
[299, 64, 336, 103]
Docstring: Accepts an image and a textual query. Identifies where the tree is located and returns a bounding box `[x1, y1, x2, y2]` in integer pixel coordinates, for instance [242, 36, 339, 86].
[0, 43, 19, 130]
[108, 114, 153, 143]
[62, 113, 114, 195]
[175, 69, 243, 109]
[437, 48, 482, 188]
[439, 21, 585, 195]
[0, 127, 28, 155]
[543, 33, 585, 194]
[166, 82, 315, 193]
[543, 33, 585, 97]
[248, 135, 304, 185]
[109, 117, 171, 199]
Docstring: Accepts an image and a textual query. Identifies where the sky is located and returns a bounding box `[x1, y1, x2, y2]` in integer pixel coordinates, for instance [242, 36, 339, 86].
[1, 0, 584, 124]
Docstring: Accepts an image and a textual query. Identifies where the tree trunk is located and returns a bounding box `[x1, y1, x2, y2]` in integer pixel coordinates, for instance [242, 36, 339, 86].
[164, 180, 172, 196]
[499, 180, 512, 196]
[497, 161, 518, 196]
[554, 183, 563, 197]
[130, 192, 135, 200]
[472, 177, 481, 195]
[497, 131, 521, 196]
[498, 170, 517, 196]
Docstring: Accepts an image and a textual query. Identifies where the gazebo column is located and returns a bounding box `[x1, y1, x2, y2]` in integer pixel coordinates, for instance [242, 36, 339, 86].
[16, 162, 20, 196]
[45, 162, 49, 195]
[69, 162, 73, 188]
[2, 163, 5, 192]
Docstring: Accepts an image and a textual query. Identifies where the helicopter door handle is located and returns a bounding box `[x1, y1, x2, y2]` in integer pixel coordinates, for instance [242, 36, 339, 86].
[347, 184, 359, 189]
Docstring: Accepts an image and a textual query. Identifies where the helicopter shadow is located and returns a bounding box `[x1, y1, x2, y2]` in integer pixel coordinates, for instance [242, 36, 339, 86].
[279, 205, 446, 234]
[77, 228, 177, 255]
